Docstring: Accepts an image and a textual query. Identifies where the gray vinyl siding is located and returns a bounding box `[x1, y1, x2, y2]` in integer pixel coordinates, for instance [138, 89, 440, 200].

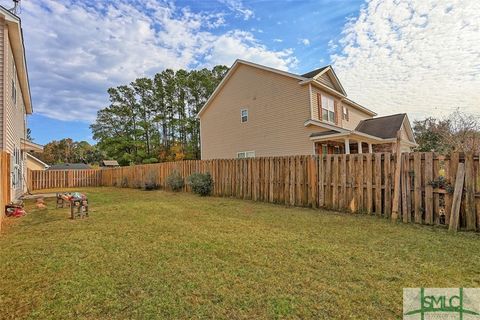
[4, 24, 27, 199]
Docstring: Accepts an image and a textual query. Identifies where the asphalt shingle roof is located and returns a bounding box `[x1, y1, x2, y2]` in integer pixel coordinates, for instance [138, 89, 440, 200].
[309, 130, 340, 138]
[354, 113, 406, 139]
[47, 163, 91, 170]
[301, 66, 329, 78]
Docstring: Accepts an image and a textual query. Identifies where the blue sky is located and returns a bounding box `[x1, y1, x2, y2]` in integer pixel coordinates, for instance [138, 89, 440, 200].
[2, 0, 479, 145]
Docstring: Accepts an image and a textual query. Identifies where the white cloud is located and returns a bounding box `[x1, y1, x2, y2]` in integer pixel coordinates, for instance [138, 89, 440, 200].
[273, 38, 283, 43]
[204, 31, 297, 71]
[300, 38, 310, 46]
[331, 0, 480, 120]
[217, 0, 254, 20]
[17, 0, 295, 121]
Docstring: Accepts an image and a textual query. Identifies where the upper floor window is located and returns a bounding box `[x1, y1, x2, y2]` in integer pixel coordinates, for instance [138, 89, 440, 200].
[241, 109, 248, 123]
[237, 151, 255, 158]
[342, 106, 349, 121]
[321, 95, 335, 123]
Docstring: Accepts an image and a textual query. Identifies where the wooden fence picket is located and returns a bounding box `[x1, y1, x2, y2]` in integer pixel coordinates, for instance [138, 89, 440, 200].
[24, 152, 479, 232]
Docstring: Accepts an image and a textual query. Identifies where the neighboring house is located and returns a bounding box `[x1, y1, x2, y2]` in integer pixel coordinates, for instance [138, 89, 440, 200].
[198, 59, 417, 160]
[0, 6, 41, 200]
[100, 160, 119, 168]
[47, 163, 91, 171]
[26, 153, 49, 170]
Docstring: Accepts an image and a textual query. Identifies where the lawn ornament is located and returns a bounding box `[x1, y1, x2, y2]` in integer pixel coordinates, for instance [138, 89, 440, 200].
[5, 204, 26, 217]
[35, 197, 47, 209]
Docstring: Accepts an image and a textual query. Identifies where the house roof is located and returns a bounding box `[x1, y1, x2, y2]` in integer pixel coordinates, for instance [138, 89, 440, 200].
[21, 139, 43, 153]
[0, 5, 32, 114]
[355, 114, 407, 139]
[47, 163, 92, 170]
[301, 66, 329, 78]
[197, 59, 375, 117]
[26, 153, 49, 168]
[310, 130, 340, 138]
[102, 160, 119, 166]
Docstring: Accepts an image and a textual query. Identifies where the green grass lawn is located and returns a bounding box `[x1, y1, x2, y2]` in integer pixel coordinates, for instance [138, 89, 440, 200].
[1, 187, 479, 319]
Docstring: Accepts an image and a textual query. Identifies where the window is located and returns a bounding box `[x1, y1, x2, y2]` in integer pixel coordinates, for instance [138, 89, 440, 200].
[342, 106, 349, 121]
[321, 95, 335, 123]
[237, 151, 255, 158]
[241, 109, 248, 123]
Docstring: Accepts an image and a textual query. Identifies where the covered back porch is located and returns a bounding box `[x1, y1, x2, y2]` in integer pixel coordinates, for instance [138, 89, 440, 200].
[311, 131, 394, 155]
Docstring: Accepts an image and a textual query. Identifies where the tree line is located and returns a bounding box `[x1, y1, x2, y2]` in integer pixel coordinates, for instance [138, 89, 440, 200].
[32, 91, 478, 166]
[413, 110, 480, 154]
[90, 66, 229, 165]
[32, 139, 104, 166]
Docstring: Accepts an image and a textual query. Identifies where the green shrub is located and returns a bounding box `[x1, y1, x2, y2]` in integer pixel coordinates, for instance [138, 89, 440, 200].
[142, 157, 159, 164]
[167, 171, 184, 192]
[187, 172, 213, 196]
[142, 170, 158, 191]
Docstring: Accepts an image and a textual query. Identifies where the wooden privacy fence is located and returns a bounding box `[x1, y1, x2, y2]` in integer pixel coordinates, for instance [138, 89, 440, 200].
[28, 169, 101, 190]
[0, 152, 11, 231]
[28, 152, 480, 231]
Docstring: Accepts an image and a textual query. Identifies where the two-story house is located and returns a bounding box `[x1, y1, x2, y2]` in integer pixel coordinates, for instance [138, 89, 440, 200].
[198, 59, 416, 160]
[0, 5, 41, 200]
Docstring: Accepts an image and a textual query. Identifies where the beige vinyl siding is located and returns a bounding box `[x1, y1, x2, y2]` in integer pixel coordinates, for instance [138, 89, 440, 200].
[310, 86, 374, 131]
[26, 155, 47, 171]
[4, 25, 27, 198]
[200, 64, 325, 159]
[316, 73, 336, 91]
[341, 101, 374, 130]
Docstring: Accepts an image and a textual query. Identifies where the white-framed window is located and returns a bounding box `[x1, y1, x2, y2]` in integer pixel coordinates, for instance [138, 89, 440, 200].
[321, 95, 335, 123]
[237, 151, 255, 158]
[241, 109, 248, 123]
[342, 105, 349, 121]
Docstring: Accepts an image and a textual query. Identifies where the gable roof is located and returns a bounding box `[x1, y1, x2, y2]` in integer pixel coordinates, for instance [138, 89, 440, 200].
[301, 65, 347, 95]
[355, 113, 407, 139]
[197, 59, 305, 117]
[197, 59, 375, 118]
[301, 66, 329, 78]
[47, 163, 91, 170]
[0, 5, 32, 114]
[26, 153, 49, 168]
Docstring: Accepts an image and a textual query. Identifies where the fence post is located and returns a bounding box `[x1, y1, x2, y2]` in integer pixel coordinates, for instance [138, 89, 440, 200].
[465, 152, 476, 231]
[391, 131, 402, 221]
[449, 163, 465, 232]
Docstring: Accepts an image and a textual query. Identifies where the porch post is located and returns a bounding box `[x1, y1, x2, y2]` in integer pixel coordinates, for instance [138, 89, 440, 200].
[358, 141, 362, 154]
[344, 138, 350, 154]
[368, 143, 373, 153]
